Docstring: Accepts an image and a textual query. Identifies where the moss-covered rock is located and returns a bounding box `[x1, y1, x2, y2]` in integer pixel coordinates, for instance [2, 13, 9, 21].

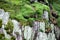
[4, 19, 14, 34]
[32, 2, 50, 13]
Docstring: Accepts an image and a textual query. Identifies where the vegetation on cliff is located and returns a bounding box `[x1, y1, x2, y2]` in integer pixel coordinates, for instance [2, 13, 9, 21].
[0, 0, 50, 26]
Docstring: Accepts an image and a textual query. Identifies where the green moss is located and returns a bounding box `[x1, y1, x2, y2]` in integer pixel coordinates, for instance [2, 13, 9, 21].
[9, 10, 16, 19]
[0, 19, 2, 28]
[20, 4, 35, 16]
[4, 20, 14, 34]
[0, 2, 12, 11]
[0, 1, 50, 27]
[32, 2, 50, 13]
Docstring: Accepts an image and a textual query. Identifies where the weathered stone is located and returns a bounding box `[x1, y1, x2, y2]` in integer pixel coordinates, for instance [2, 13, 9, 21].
[43, 11, 49, 20]
[39, 21, 45, 32]
[2, 12, 9, 25]
[0, 9, 4, 19]
[24, 26, 32, 40]
[54, 26, 60, 40]
[36, 32, 48, 40]
[48, 33, 56, 40]
[12, 20, 22, 40]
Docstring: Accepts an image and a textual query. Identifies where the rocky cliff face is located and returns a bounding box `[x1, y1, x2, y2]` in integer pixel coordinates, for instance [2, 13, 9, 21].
[0, 0, 60, 40]
[0, 9, 58, 40]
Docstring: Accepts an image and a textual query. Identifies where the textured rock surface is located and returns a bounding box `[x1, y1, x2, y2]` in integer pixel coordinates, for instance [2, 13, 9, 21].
[0, 9, 57, 40]
[0, 0, 60, 40]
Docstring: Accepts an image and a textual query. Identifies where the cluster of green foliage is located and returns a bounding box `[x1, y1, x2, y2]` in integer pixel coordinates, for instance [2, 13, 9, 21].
[0, 19, 2, 28]
[4, 20, 14, 34]
[15, 4, 35, 21]
[0, 0, 50, 26]
[32, 2, 50, 20]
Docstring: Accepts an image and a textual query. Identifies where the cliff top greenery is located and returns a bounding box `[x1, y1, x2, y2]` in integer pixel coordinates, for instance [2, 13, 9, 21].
[0, 0, 50, 26]
[0, 0, 60, 27]
[0, 0, 60, 25]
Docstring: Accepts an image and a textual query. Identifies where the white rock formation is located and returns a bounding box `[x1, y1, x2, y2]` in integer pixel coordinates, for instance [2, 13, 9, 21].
[12, 20, 22, 40]
[48, 33, 56, 40]
[2, 12, 9, 25]
[2, 25, 11, 39]
[43, 11, 49, 20]
[0, 9, 4, 19]
[33, 21, 40, 31]
[36, 32, 48, 40]
[0, 9, 11, 39]
[39, 21, 45, 32]
[24, 26, 32, 40]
